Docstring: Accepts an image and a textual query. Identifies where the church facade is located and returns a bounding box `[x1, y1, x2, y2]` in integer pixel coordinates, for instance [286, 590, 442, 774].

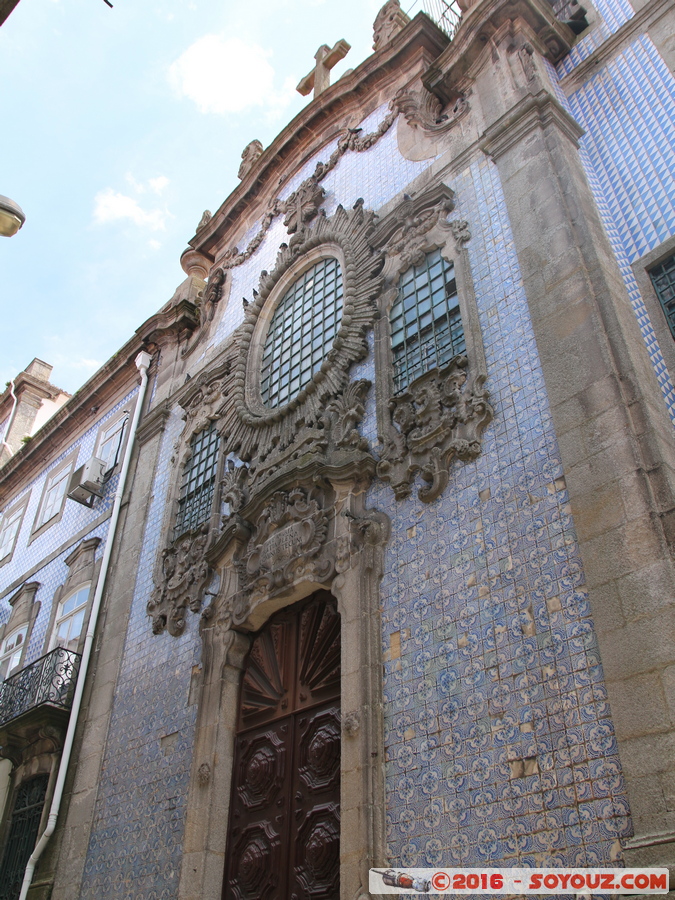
[1, 0, 675, 897]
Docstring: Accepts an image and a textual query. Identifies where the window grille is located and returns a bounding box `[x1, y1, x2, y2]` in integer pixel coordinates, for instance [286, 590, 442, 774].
[0, 775, 49, 900]
[390, 247, 465, 393]
[650, 254, 675, 339]
[174, 423, 220, 539]
[261, 257, 343, 408]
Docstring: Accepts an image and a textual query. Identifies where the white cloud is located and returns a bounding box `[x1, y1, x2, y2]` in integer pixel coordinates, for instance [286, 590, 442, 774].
[93, 188, 170, 231]
[168, 35, 295, 116]
[148, 239, 162, 250]
[148, 176, 169, 195]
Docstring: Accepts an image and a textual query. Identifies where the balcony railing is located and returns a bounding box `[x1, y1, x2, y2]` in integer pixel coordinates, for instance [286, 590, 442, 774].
[407, 0, 463, 40]
[0, 648, 81, 728]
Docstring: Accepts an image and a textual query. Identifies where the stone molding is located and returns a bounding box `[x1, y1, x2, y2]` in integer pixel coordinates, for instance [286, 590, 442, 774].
[423, 0, 577, 103]
[480, 89, 585, 159]
[181, 268, 227, 358]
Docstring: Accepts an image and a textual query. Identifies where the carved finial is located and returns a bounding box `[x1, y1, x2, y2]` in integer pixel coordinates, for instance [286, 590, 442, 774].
[373, 0, 410, 51]
[238, 139, 263, 180]
[197, 210, 212, 231]
[296, 39, 351, 99]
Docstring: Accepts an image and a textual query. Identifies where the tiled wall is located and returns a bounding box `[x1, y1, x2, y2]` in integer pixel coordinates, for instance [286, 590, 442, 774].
[368, 157, 630, 869]
[81, 407, 200, 899]
[556, 0, 634, 76]
[0, 389, 138, 664]
[79, 96, 636, 894]
[558, 35, 675, 418]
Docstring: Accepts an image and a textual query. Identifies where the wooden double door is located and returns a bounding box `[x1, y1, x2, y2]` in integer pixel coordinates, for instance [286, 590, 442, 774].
[223, 592, 341, 900]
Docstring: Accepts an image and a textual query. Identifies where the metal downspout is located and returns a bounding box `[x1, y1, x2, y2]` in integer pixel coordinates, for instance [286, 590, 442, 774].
[18, 350, 152, 900]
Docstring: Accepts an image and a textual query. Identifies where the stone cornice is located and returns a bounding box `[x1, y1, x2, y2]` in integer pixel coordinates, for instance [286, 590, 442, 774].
[559, 0, 672, 94]
[0, 372, 67, 421]
[423, 0, 576, 102]
[0, 300, 199, 500]
[186, 14, 449, 262]
[480, 89, 584, 159]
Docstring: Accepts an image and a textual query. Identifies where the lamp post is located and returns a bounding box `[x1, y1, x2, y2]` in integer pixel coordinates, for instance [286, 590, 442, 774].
[0, 195, 25, 237]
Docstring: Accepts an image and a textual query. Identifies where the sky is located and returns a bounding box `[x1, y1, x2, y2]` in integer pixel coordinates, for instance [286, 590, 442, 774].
[0, 0, 393, 395]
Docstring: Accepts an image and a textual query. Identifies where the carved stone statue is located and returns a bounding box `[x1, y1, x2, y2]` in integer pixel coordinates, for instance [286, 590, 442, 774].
[373, 0, 410, 51]
[237, 140, 263, 180]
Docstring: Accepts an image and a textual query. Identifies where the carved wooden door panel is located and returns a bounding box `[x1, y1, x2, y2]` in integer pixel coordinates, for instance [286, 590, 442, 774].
[223, 591, 340, 900]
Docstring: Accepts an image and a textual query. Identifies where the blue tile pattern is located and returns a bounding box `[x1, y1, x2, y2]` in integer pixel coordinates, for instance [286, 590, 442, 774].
[80, 407, 200, 900]
[560, 37, 675, 417]
[365, 156, 631, 869]
[81, 99, 635, 892]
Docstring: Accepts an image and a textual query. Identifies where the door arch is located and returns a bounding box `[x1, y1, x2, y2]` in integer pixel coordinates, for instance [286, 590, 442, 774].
[223, 591, 340, 900]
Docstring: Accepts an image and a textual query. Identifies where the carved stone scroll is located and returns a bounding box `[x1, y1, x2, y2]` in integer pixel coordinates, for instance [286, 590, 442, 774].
[393, 85, 469, 135]
[239, 487, 332, 614]
[376, 356, 493, 501]
[147, 524, 211, 636]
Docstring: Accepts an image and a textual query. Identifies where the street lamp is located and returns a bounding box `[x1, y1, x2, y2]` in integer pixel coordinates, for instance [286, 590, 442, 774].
[0, 195, 25, 237]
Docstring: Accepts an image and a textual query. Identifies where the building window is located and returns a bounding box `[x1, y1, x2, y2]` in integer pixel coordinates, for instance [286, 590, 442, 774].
[650, 254, 675, 339]
[0, 626, 28, 681]
[35, 463, 73, 531]
[50, 586, 89, 653]
[0, 775, 50, 898]
[0, 503, 25, 563]
[390, 248, 465, 393]
[96, 412, 129, 472]
[260, 257, 343, 408]
[174, 423, 220, 539]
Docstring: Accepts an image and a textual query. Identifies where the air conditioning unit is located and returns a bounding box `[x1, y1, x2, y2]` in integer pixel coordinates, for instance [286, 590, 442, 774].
[67, 457, 107, 506]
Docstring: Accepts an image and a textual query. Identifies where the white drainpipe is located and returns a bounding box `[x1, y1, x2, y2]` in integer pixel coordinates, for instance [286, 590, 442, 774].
[19, 350, 152, 900]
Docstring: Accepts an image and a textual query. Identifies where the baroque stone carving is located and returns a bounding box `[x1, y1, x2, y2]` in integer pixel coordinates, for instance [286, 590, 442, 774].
[147, 524, 212, 636]
[197, 762, 211, 786]
[373, 0, 410, 50]
[240, 487, 332, 609]
[342, 711, 360, 737]
[217, 202, 382, 486]
[212, 109, 398, 273]
[182, 266, 227, 357]
[281, 176, 326, 234]
[196, 210, 212, 231]
[373, 183, 493, 503]
[238, 139, 264, 180]
[377, 356, 493, 501]
[393, 85, 469, 135]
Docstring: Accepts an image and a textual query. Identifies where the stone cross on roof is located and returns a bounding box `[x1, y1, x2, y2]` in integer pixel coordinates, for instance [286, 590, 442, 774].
[296, 39, 351, 100]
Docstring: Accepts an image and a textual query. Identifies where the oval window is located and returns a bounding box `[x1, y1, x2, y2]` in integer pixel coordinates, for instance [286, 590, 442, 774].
[260, 257, 343, 408]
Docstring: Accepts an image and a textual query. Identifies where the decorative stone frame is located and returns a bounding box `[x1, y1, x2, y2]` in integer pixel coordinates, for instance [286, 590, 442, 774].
[631, 233, 675, 386]
[0, 581, 41, 674]
[40, 537, 101, 657]
[371, 182, 493, 502]
[0, 492, 30, 569]
[29, 449, 79, 543]
[177, 464, 389, 900]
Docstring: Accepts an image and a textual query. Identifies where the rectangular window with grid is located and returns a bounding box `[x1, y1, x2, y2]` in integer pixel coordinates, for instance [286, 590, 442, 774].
[650, 254, 675, 339]
[174, 423, 220, 539]
[390, 248, 466, 393]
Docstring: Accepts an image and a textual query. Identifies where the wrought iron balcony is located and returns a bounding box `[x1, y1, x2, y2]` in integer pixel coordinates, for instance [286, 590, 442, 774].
[0, 647, 81, 729]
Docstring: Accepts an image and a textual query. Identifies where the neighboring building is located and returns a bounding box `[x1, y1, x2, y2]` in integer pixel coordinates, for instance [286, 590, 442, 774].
[0, 0, 675, 896]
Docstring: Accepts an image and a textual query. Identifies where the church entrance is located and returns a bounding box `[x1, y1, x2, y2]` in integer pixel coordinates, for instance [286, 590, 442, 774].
[223, 591, 341, 900]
